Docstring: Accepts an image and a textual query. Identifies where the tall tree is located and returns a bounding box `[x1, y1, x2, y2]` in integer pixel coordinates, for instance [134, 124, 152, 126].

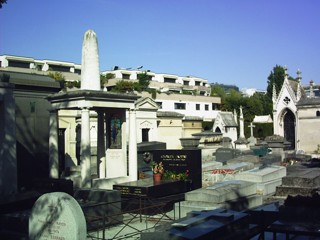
[0, 0, 7, 8]
[111, 80, 135, 93]
[137, 71, 151, 91]
[266, 65, 285, 99]
[211, 84, 226, 110]
[224, 89, 243, 112]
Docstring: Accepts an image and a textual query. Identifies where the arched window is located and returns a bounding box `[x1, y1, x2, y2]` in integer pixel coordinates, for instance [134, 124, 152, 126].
[215, 127, 221, 133]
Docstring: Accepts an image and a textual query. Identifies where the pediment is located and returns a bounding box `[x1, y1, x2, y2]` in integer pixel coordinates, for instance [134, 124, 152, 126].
[135, 97, 159, 110]
[140, 120, 152, 128]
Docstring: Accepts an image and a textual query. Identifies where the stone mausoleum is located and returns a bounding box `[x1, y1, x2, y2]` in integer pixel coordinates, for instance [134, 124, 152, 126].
[47, 30, 139, 189]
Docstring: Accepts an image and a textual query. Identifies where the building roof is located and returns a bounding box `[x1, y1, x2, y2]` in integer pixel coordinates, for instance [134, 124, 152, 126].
[156, 111, 184, 118]
[253, 115, 273, 123]
[183, 116, 203, 121]
[287, 79, 307, 99]
[297, 97, 320, 106]
[219, 112, 237, 127]
[0, 70, 61, 89]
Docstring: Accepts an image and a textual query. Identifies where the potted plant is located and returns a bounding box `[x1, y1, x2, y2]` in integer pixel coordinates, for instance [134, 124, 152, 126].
[152, 161, 164, 183]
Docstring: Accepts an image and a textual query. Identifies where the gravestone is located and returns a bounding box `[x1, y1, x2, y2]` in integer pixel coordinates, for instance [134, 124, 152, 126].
[215, 148, 240, 165]
[152, 149, 202, 190]
[29, 192, 86, 240]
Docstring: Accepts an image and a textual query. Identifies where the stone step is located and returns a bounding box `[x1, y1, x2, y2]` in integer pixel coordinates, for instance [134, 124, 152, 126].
[275, 186, 317, 197]
[235, 166, 286, 183]
[281, 169, 320, 188]
[185, 180, 257, 203]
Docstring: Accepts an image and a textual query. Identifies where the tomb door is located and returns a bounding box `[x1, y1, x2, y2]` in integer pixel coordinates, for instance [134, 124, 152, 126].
[283, 110, 295, 150]
[142, 128, 149, 142]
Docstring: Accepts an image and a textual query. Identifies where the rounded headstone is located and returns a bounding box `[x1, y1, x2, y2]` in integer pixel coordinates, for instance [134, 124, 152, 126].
[29, 192, 86, 240]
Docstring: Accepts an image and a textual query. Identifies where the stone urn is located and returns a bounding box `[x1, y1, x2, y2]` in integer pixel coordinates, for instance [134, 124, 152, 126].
[180, 137, 201, 149]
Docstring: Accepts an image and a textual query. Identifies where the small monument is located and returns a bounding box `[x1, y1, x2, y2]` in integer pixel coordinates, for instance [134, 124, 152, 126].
[29, 192, 86, 240]
[263, 134, 291, 161]
[247, 122, 257, 146]
[234, 106, 249, 149]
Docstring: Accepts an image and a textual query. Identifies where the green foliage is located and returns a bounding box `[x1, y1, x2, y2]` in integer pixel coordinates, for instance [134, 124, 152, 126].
[100, 73, 114, 88]
[64, 80, 80, 88]
[111, 80, 135, 93]
[163, 170, 189, 181]
[182, 89, 195, 95]
[253, 123, 273, 139]
[148, 88, 157, 99]
[223, 89, 244, 112]
[266, 65, 285, 99]
[137, 71, 151, 91]
[0, 0, 7, 8]
[211, 83, 239, 92]
[48, 71, 65, 81]
[202, 121, 214, 131]
[211, 84, 226, 97]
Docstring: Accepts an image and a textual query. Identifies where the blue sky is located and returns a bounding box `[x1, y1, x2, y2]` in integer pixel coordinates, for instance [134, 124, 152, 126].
[1, 0, 320, 90]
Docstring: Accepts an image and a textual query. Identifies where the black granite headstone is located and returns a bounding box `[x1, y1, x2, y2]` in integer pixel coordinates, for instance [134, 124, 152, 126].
[152, 149, 202, 190]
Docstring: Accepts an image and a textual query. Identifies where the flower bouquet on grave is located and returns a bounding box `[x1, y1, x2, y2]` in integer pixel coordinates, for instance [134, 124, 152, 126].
[163, 170, 189, 181]
[152, 161, 164, 183]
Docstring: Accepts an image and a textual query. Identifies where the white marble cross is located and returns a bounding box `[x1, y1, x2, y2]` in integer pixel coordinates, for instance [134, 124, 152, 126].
[248, 122, 255, 137]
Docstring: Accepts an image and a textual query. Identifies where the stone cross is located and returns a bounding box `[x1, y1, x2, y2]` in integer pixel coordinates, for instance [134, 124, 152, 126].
[248, 122, 255, 137]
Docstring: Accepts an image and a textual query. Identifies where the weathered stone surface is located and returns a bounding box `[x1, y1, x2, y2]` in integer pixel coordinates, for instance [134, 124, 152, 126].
[235, 166, 286, 183]
[275, 186, 316, 197]
[202, 161, 223, 172]
[215, 148, 240, 164]
[228, 154, 261, 165]
[257, 179, 282, 195]
[186, 180, 256, 203]
[29, 192, 86, 240]
[281, 168, 320, 187]
[81, 29, 100, 90]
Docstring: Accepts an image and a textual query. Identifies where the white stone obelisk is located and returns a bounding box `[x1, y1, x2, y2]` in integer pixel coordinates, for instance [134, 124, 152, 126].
[79, 29, 100, 187]
[81, 29, 100, 90]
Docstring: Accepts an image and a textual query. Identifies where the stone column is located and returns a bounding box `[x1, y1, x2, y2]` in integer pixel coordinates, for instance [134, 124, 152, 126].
[49, 109, 59, 179]
[0, 82, 17, 195]
[128, 109, 137, 181]
[80, 107, 91, 187]
[97, 110, 106, 178]
[239, 106, 245, 138]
